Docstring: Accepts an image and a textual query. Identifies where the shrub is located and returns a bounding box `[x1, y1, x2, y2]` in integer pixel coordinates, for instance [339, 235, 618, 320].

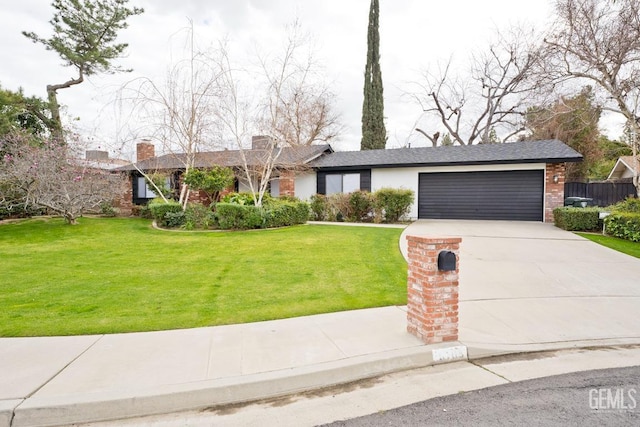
[131, 204, 153, 219]
[149, 201, 184, 227]
[163, 211, 186, 228]
[221, 192, 274, 206]
[326, 193, 351, 222]
[348, 191, 374, 222]
[610, 197, 640, 214]
[263, 200, 309, 228]
[553, 207, 602, 231]
[100, 202, 118, 217]
[374, 188, 414, 223]
[215, 203, 263, 230]
[309, 194, 328, 221]
[604, 213, 640, 242]
[184, 204, 215, 230]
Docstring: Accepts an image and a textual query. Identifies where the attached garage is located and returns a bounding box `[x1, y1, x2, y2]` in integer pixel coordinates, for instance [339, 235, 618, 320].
[310, 140, 583, 222]
[418, 170, 544, 221]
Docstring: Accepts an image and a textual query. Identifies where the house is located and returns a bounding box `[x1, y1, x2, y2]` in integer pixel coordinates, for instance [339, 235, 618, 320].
[607, 155, 639, 180]
[118, 138, 582, 223]
[117, 137, 332, 206]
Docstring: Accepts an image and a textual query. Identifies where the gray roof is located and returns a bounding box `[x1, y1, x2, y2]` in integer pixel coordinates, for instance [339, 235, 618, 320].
[311, 139, 582, 170]
[117, 144, 333, 171]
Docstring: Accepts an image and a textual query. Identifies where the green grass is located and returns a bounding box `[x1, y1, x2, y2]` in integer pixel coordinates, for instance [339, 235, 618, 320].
[577, 232, 640, 259]
[0, 217, 407, 337]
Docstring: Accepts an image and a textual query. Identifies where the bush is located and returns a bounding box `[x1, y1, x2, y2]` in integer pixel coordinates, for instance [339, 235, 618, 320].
[326, 193, 351, 222]
[221, 192, 274, 206]
[604, 213, 640, 242]
[149, 201, 184, 227]
[553, 207, 602, 231]
[610, 197, 640, 214]
[263, 200, 310, 228]
[215, 203, 263, 230]
[348, 191, 374, 222]
[131, 204, 153, 219]
[374, 188, 414, 223]
[100, 202, 118, 217]
[309, 194, 327, 221]
[163, 211, 186, 228]
[184, 204, 215, 230]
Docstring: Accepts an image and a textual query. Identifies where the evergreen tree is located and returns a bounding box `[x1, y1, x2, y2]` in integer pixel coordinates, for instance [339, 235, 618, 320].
[360, 0, 386, 150]
[23, 0, 143, 142]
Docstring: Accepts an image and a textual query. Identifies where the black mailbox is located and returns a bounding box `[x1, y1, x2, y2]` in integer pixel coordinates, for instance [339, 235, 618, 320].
[437, 250, 456, 271]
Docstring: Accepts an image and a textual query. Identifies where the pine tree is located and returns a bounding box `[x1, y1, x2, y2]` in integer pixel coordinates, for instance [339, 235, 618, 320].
[360, 0, 386, 150]
[23, 0, 143, 142]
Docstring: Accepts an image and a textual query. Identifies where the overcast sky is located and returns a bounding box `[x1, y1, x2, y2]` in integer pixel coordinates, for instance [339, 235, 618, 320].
[0, 0, 564, 157]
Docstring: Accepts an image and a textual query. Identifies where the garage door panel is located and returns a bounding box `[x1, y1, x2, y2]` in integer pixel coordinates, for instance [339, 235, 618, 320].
[418, 170, 543, 221]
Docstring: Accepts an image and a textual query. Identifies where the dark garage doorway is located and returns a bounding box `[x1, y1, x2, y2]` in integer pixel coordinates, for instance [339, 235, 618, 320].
[418, 170, 544, 221]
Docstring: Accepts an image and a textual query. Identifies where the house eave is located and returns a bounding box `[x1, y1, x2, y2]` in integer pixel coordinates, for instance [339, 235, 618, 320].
[314, 157, 582, 172]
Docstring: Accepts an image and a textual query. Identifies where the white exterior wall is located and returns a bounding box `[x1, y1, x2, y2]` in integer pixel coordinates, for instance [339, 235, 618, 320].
[371, 163, 547, 219]
[295, 172, 317, 200]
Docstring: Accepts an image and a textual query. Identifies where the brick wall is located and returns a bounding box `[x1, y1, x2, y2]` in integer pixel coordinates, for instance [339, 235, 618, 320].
[406, 236, 461, 344]
[545, 163, 565, 222]
[279, 170, 296, 197]
[116, 175, 134, 214]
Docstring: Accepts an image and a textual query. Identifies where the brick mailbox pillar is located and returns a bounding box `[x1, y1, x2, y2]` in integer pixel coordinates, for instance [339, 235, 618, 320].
[406, 236, 461, 344]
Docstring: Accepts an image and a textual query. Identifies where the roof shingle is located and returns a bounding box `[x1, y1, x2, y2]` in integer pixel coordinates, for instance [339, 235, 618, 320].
[311, 139, 582, 169]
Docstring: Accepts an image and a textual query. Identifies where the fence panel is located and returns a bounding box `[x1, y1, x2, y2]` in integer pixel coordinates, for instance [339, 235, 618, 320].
[564, 181, 637, 207]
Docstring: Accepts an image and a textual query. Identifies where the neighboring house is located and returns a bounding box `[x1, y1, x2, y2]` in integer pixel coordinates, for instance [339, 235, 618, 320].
[76, 150, 130, 170]
[118, 138, 582, 223]
[607, 156, 640, 180]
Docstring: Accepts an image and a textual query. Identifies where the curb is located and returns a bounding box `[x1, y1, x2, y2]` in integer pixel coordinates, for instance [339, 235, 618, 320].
[7, 343, 467, 427]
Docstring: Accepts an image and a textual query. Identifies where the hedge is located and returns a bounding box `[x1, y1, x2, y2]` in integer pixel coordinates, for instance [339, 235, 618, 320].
[148, 201, 184, 227]
[215, 203, 263, 230]
[610, 198, 640, 214]
[553, 207, 602, 231]
[604, 213, 640, 242]
[214, 200, 309, 230]
[373, 188, 414, 223]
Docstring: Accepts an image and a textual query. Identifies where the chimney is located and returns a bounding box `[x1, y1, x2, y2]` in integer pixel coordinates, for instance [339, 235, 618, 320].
[136, 139, 155, 162]
[85, 150, 109, 161]
[252, 135, 273, 150]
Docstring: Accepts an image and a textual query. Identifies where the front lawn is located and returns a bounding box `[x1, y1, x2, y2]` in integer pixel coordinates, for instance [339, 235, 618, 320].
[0, 218, 407, 337]
[577, 232, 640, 259]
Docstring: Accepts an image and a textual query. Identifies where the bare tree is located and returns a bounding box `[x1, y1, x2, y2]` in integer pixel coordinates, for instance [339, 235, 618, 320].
[544, 0, 640, 193]
[215, 24, 341, 206]
[0, 134, 127, 224]
[408, 26, 549, 146]
[118, 22, 223, 208]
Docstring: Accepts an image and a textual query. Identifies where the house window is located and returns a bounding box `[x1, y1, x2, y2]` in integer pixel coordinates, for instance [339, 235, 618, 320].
[270, 179, 280, 197]
[326, 173, 360, 195]
[137, 177, 157, 199]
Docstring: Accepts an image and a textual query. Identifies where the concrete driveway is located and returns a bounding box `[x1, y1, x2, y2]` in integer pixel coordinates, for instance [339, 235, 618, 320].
[401, 220, 640, 357]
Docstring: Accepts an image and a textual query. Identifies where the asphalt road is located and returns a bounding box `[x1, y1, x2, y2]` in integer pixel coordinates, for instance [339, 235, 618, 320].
[322, 366, 640, 427]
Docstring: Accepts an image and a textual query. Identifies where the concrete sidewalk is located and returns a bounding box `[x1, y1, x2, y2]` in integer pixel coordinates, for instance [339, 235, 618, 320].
[2, 220, 640, 426]
[1, 306, 465, 427]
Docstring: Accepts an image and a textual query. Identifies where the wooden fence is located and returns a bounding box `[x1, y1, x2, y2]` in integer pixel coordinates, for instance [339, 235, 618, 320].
[564, 181, 637, 207]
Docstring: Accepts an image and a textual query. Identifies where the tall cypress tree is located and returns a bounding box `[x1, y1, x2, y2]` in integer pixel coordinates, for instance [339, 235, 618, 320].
[360, 0, 386, 150]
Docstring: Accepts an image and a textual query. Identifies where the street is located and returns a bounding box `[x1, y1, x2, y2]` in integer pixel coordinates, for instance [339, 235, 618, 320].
[324, 366, 640, 426]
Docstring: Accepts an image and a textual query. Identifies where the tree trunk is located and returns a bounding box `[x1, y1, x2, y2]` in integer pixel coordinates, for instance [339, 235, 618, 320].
[46, 86, 64, 143]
